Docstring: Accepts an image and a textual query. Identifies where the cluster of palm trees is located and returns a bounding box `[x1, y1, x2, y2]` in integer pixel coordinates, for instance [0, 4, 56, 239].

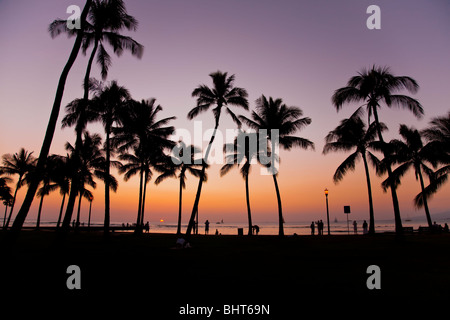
[323, 66, 450, 234]
[2, 1, 449, 240]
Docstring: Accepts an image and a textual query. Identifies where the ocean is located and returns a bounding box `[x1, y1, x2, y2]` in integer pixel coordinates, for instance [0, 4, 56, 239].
[17, 216, 450, 235]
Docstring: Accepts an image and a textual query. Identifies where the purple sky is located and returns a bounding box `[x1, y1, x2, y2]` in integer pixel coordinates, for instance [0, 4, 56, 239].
[1, 0, 449, 225]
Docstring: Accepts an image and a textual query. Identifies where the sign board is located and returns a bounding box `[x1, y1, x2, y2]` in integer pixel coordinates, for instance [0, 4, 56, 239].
[344, 205, 351, 214]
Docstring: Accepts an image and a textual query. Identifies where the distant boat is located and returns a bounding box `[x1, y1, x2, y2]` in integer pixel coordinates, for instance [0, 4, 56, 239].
[334, 217, 338, 223]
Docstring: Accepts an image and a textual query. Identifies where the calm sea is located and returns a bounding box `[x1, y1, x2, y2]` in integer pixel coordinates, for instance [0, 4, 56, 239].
[19, 217, 449, 235]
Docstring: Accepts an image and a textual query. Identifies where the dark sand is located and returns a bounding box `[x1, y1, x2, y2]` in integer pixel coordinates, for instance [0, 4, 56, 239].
[1, 231, 449, 316]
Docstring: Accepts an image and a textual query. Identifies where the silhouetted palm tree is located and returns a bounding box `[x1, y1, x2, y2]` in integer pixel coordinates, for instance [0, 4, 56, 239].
[323, 113, 385, 234]
[10, 0, 92, 235]
[91, 80, 130, 234]
[35, 155, 61, 229]
[65, 132, 113, 229]
[51, 155, 71, 228]
[419, 112, 450, 203]
[240, 95, 314, 236]
[0, 171, 13, 228]
[1, 148, 36, 230]
[186, 71, 249, 236]
[155, 141, 204, 234]
[332, 65, 423, 234]
[115, 99, 175, 233]
[382, 125, 438, 227]
[221, 131, 260, 235]
[60, 98, 99, 232]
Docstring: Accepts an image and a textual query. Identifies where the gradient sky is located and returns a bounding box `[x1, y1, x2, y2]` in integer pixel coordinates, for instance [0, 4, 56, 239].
[1, 0, 449, 226]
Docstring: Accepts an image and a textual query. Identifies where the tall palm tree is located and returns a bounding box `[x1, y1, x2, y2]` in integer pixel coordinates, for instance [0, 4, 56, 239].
[185, 71, 249, 237]
[332, 65, 423, 234]
[323, 113, 385, 234]
[52, 0, 142, 235]
[52, 155, 71, 228]
[240, 95, 314, 236]
[10, 0, 92, 236]
[221, 131, 261, 235]
[0, 171, 13, 228]
[155, 141, 204, 234]
[91, 80, 130, 234]
[60, 98, 98, 232]
[382, 125, 438, 227]
[65, 132, 115, 229]
[115, 99, 176, 233]
[34, 155, 61, 229]
[1, 148, 36, 230]
[419, 112, 450, 202]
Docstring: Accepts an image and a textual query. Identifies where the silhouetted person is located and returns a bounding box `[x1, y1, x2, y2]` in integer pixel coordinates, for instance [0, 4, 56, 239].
[362, 220, 368, 234]
[253, 225, 259, 235]
[205, 220, 210, 234]
[444, 223, 449, 233]
[215, 229, 219, 235]
[310, 221, 315, 235]
[144, 221, 150, 233]
[353, 220, 357, 234]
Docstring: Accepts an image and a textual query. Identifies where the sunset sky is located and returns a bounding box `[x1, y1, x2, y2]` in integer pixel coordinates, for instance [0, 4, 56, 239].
[1, 0, 449, 227]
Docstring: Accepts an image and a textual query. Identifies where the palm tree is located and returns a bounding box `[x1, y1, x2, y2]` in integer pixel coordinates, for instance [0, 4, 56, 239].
[155, 141, 204, 234]
[185, 71, 249, 237]
[332, 65, 423, 234]
[240, 95, 314, 236]
[419, 112, 450, 202]
[52, 155, 71, 228]
[10, 0, 92, 235]
[382, 125, 438, 227]
[60, 98, 99, 232]
[34, 155, 61, 229]
[53, 0, 142, 235]
[323, 113, 385, 234]
[220, 131, 260, 235]
[91, 80, 130, 234]
[0, 171, 13, 228]
[65, 132, 114, 229]
[115, 99, 176, 233]
[1, 148, 36, 230]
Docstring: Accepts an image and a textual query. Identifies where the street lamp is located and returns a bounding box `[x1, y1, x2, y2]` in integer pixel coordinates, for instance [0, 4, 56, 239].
[324, 188, 330, 235]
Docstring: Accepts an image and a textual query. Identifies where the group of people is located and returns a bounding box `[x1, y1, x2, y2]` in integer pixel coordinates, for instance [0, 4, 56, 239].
[310, 220, 325, 235]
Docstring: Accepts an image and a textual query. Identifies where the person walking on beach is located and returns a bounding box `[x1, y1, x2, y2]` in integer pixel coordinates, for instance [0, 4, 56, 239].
[362, 220, 368, 234]
[310, 221, 315, 235]
[353, 220, 358, 234]
[205, 220, 210, 235]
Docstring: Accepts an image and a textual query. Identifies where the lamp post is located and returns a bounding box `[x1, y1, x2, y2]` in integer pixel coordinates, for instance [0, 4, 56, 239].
[325, 188, 330, 235]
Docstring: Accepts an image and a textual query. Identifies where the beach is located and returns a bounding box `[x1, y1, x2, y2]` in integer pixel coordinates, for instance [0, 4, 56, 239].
[2, 230, 449, 317]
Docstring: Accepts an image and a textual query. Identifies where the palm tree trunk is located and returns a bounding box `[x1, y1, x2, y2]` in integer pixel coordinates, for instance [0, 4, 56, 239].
[9, 0, 92, 238]
[61, 36, 99, 235]
[272, 174, 284, 237]
[372, 107, 403, 234]
[56, 193, 66, 228]
[186, 110, 222, 237]
[36, 194, 45, 229]
[104, 129, 111, 235]
[177, 177, 183, 235]
[245, 174, 253, 235]
[417, 167, 432, 227]
[4, 177, 21, 230]
[3, 204, 8, 228]
[140, 170, 148, 227]
[76, 191, 83, 229]
[362, 152, 375, 234]
[135, 166, 144, 234]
